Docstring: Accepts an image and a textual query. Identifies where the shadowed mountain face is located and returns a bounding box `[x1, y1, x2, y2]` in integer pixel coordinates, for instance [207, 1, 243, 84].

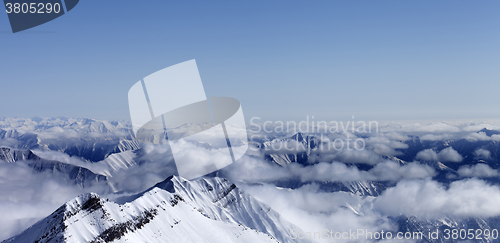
[4, 176, 300, 243]
[27, 160, 107, 188]
[263, 133, 318, 166]
[0, 147, 39, 163]
[479, 128, 500, 137]
[0, 147, 107, 189]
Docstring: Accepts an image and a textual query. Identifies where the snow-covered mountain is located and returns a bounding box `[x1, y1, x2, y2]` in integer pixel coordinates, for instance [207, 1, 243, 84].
[263, 133, 317, 166]
[4, 176, 300, 243]
[0, 147, 38, 163]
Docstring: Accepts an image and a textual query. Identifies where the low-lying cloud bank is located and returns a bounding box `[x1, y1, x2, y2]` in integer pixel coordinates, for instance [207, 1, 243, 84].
[223, 151, 435, 183]
[0, 161, 108, 241]
[457, 163, 499, 178]
[242, 177, 500, 243]
[374, 178, 500, 219]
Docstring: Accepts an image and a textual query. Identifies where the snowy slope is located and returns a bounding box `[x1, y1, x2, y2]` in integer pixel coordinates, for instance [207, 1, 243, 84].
[96, 150, 137, 177]
[5, 176, 301, 243]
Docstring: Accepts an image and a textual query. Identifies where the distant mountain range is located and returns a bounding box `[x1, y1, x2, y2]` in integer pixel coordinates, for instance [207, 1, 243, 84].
[0, 117, 139, 162]
[0, 147, 107, 189]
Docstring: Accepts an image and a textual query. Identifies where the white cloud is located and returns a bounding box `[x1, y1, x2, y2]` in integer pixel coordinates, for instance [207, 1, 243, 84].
[462, 123, 500, 132]
[474, 148, 492, 160]
[241, 183, 392, 243]
[382, 132, 410, 141]
[437, 147, 463, 162]
[464, 132, 500, 142]
[420, 134, 454, 141]
[364, 135, 408, 157]
[0, 161, 109, 241]
[369, 161, 436, 181]
[374, 178, 500, 219]
[457, 164, 499, 178]
[308, 144, 384, 165]
[377, 121, 500, 143]
[224, 155, 435, 183]
[416, 147, 462, 162]
[415, 149, 438, 161]
[332, 149, 382, 165]
[379, 121, 460, 133]
[371, 143, 401, 156]
[290, 162, 371, 182]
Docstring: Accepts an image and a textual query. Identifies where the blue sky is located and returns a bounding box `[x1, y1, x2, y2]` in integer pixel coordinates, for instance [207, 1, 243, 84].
[0, 0, 499, 122]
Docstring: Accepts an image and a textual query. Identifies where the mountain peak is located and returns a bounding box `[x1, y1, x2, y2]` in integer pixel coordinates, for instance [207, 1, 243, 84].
[151, 175, 176, 193]
[291, 132, 305, 141]
[478, 128, 500, 137]
[80, 193, 103, 212]
[6, 176, 299, 243]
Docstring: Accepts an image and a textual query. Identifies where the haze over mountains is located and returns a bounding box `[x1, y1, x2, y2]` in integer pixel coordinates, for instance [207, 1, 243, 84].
[0, 117, 139, 162]
[2, 117, 500, 242]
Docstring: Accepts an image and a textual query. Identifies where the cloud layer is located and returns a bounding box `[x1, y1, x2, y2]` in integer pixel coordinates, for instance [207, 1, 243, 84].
[416, 147, 463, 162]
[374, 178, 500, 219]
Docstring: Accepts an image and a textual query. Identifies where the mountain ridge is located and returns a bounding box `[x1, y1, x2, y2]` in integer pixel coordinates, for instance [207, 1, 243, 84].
[4, 175, 301, 243]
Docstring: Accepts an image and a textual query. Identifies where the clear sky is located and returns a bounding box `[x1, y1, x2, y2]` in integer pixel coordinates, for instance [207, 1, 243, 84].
[0, 0, 499, 122]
